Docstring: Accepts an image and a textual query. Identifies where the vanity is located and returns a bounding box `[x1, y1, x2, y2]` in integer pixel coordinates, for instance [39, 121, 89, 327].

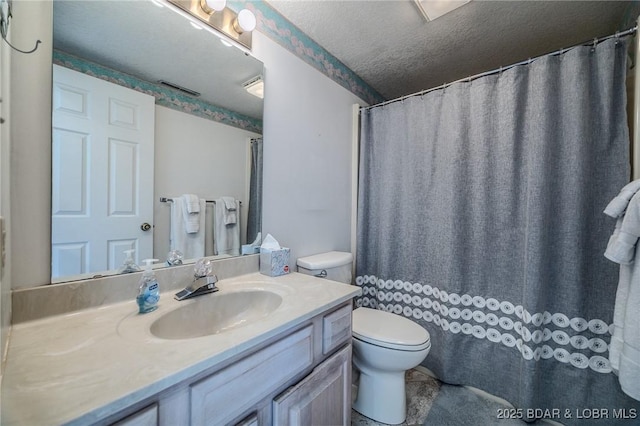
[2, 269, 360, 425]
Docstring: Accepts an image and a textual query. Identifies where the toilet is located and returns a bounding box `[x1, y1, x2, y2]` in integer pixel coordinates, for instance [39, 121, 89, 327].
[297, 251, 431, 425]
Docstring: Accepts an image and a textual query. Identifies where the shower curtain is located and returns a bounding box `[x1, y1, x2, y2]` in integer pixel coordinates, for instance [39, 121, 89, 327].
[247, 137, 263, 245]
[356, 38, 639, 423]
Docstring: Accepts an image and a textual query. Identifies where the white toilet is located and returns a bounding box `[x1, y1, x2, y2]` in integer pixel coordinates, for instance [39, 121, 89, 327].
[297, 251, 431, 425]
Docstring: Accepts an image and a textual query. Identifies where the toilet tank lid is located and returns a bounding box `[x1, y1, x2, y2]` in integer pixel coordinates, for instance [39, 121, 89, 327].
[297, 251, 353, 269]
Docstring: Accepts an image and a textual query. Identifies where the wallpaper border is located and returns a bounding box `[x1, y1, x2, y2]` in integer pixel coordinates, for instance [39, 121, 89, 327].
[230, 0, 385, 105]
[53, 50, 263, 134]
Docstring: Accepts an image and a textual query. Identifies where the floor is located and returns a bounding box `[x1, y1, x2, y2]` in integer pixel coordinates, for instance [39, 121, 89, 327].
[351, 369, 553, 426]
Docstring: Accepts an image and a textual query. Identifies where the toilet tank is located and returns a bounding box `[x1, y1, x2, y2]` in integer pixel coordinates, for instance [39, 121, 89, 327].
[296, 251, 353, 284]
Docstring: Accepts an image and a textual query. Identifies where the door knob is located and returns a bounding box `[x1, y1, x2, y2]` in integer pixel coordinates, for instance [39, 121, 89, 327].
[141, 222, 152, 231]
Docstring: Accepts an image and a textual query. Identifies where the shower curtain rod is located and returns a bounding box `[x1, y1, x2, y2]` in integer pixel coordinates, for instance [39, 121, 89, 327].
[361, 25, 638, 112]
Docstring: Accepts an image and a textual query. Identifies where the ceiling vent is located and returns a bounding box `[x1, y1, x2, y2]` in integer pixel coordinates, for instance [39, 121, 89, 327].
[158, 80, 201, 97]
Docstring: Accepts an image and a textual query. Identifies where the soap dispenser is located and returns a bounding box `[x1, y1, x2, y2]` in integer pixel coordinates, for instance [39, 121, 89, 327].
[137, 259, 160, 314]
[118, 249, 141, 274]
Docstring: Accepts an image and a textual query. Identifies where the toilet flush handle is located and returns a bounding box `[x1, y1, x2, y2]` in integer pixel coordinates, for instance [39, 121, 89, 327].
[315, 269, 327, 278]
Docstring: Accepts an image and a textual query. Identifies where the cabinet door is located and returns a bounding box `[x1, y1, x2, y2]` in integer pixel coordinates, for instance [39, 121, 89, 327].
[273, 345, 351, 426]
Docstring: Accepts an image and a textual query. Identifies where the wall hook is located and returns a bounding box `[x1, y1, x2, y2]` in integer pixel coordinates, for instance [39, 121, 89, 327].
[0, 0, 41, 55]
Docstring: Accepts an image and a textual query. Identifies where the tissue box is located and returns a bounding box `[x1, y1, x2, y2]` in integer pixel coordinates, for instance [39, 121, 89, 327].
[260, 247, 290, 276]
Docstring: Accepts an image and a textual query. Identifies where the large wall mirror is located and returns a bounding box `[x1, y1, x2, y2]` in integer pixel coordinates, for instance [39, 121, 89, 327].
[51, 0, 264, 283]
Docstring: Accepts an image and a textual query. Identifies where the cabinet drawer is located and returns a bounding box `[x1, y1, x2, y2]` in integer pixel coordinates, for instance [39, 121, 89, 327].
[190, 325, 314, 425]
[322, 304, 352, 355]
[112, 404, 158, 426]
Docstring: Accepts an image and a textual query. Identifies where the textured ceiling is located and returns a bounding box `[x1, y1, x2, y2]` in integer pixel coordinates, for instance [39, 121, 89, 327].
[267, 0, 639, 101]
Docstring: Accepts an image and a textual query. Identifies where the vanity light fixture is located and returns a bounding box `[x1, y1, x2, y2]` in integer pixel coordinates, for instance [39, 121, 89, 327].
[414, 0, 471, 21]
[243, 75, 264, 99]
[199, 0, 226, 15]
[233, 9, 257, 34]
[167, 0, 256, 50]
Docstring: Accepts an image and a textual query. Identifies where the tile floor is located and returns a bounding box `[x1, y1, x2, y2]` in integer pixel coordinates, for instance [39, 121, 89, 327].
[351, 369, 554, 426]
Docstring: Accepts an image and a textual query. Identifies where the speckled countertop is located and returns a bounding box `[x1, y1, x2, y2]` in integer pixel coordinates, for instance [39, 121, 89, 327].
[1, 272, 360, 426]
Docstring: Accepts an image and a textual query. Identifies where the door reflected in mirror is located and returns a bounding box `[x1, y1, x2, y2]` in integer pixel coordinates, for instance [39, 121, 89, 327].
[51, 0, 264, 283]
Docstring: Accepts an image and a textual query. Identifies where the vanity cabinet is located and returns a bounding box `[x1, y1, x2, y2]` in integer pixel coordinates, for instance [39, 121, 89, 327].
[105, 302, 353, 426]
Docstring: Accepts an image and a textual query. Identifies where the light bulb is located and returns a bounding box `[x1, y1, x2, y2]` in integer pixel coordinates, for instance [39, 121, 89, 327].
[200, 0, 226, 14]
[233, 9, 256, 34]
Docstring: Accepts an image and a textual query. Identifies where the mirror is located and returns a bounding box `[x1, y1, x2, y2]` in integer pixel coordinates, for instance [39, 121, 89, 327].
[51, 0, 264, 283]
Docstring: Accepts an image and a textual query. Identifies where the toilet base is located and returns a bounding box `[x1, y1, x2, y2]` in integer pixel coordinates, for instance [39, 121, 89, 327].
[353, 368, 407, 425]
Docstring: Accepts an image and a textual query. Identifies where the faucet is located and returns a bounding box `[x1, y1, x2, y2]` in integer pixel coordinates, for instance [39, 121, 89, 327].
[174, 258, 219, 301]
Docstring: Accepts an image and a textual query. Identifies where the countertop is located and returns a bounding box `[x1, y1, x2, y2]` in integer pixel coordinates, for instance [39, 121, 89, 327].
[1, 272, 360, 425]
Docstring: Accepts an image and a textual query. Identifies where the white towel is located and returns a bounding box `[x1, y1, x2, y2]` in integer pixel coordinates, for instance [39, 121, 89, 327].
[171, 198, 206, 259]
[604, 179, 640, 218]
[220, 196, 237, 225]
[605, 191, 640, 264]
[214, 199, 240, 256]
[182, 193, 200, 214]
[605, 190, 640, 401]
[180, 194, 200, 233]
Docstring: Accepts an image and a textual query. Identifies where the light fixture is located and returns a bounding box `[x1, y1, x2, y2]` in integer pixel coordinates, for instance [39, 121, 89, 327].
[243, 75, 264, 99]
[167, 0, 256, 50]
[414, 0, 470, 21]
[199, 0, 226, 15]
[233, 9, 256, 34]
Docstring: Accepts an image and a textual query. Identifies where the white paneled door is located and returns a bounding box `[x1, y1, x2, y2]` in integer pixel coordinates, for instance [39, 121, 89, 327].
[52, 65, 155, 279]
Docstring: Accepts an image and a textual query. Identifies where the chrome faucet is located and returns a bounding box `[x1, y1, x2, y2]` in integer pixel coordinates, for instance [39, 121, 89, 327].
[174, 258, 219, 301]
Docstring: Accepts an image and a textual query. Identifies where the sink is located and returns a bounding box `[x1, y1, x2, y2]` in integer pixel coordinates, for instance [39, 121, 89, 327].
[150, 290, 283, 340]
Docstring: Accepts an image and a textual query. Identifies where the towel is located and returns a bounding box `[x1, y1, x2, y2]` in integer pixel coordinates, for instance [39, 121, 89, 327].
[220, 196, 237, 225]
[214, 198, 240, 256]
[182, 193, 200, 214]
[605, 189, 640, 401]
[171, 198, 206, 259]
[604, 178, 640, 218]
[605, 190, 640, 264]
[181, 194, 200, 233]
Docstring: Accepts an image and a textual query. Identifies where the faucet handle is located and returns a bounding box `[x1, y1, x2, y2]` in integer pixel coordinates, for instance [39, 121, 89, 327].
[194, 258, 213, 278]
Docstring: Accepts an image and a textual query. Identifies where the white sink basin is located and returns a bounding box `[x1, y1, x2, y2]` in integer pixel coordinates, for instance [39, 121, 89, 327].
[150, 290, 283, 340]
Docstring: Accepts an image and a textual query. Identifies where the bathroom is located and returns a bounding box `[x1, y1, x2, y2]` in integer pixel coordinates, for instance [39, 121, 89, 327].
[2, 0, 640, 424]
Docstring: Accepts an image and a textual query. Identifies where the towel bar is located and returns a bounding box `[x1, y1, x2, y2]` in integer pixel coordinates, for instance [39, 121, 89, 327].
[160, 197, 241, 205]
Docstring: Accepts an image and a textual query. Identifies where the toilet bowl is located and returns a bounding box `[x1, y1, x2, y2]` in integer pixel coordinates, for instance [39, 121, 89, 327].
[296, 252, 431, 425]
[351, 307, 430, 425]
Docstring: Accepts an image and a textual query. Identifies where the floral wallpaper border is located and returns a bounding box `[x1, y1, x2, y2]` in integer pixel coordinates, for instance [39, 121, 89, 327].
[229, 0, 385, 105]
[53, 50, 263, 134]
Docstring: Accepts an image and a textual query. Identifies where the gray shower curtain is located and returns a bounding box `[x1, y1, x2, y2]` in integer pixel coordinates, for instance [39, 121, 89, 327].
[247, 137, 263, 245]
[356, 38, 640, 423]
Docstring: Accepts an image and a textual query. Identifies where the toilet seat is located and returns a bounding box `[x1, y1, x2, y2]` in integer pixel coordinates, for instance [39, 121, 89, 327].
[353, 307, 430, 351]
